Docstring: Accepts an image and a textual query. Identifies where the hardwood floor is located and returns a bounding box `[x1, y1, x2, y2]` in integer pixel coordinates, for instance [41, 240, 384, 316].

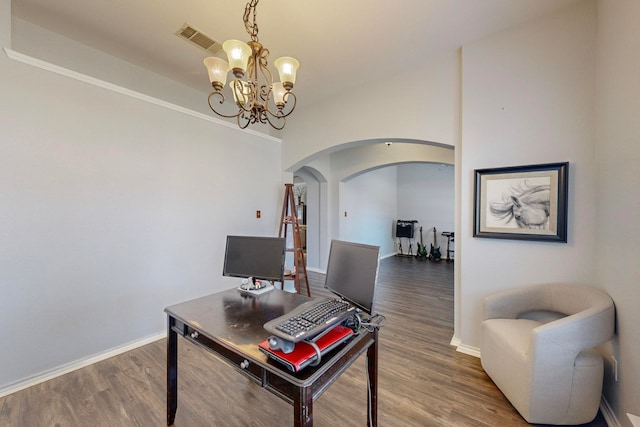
[0, 256, 608, 426]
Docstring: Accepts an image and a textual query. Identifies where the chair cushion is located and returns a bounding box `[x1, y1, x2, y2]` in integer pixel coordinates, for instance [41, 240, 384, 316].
[518, 310, 566, 324]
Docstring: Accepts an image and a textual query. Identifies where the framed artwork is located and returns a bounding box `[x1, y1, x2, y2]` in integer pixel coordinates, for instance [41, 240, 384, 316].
[474, 162, 568, 242]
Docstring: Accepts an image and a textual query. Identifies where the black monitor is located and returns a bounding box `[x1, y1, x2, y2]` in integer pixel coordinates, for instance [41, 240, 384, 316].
[324, 240, 380, 315]
[223, 235, 286, 285]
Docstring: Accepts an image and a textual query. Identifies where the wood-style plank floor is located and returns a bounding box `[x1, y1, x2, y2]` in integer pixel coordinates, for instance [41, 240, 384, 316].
[0, 256, 608, 426]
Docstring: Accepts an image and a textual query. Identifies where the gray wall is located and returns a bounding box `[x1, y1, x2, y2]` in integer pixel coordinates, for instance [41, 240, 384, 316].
[284, 1, 639, 424]
[595, 0, 640, 422]
[0, 21, 283, 390]
[397, 163, 455, 249]
[2, 0, 638, 424]
[459, 0, 597, 351]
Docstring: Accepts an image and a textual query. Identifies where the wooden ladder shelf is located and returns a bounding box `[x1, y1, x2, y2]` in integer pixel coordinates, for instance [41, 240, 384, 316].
[278, 183, 311, 296]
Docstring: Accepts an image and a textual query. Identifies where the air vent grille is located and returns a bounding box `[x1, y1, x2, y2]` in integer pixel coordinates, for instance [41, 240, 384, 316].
[176, 23, 222, 54]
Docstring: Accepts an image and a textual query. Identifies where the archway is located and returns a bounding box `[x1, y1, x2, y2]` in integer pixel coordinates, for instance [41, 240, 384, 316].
[291, 140, 454, 271]
[292, 166, 326, 272]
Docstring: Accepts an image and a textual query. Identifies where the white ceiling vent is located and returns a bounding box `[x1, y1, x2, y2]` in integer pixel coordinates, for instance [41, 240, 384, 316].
[176, 23, 222, 55]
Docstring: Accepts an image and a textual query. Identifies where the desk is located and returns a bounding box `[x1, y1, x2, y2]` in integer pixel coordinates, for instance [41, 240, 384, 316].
[165, 288, 378, 426]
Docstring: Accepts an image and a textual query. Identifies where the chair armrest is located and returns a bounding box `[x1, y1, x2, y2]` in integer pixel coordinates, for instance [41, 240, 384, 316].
[533, 301, 615, 352]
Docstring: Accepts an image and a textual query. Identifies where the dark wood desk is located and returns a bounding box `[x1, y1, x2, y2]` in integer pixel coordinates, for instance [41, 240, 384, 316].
[165, 288, 378, 426]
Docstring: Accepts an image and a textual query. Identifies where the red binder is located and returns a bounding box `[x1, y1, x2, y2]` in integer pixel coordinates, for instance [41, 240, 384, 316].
[259, 325, 355, 372]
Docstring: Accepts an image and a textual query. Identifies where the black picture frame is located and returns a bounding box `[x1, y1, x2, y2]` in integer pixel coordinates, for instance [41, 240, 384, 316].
[473, 162, 568, 242]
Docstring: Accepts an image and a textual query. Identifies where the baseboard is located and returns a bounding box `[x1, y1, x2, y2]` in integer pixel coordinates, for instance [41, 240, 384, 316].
[449, 336, 481, 358]
[450, 336, 461, 347]
[0, 330, 166, 399]
[456, 343, 481, 358]
[600, 396, 621, 427]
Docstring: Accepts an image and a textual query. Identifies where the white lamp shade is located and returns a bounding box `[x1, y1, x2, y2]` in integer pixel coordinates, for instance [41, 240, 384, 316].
[272, 82, 287, 106]
[203, 57, 230, 88]
[223, 40, 252, 76]
[229, 79, 251, 105]
[274, 57, 300, 88]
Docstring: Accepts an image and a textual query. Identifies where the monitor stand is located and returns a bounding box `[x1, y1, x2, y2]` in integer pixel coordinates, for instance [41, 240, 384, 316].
[237, 277, 275, 296]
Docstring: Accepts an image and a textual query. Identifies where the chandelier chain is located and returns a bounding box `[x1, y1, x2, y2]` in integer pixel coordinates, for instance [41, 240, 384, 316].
[244, 0, 260, 42]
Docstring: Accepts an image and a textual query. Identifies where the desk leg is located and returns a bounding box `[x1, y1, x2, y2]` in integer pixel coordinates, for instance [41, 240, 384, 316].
[167, 317, 178, 426]
[294, 386, 313, 426]
[367, 329, 378, 427]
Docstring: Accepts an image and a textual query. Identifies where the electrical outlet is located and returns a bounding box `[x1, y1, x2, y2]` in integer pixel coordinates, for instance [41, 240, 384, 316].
[611, 355, 618, 381]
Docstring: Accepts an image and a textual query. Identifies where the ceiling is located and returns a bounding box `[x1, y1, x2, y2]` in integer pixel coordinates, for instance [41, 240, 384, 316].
[11, 0, 583, 108]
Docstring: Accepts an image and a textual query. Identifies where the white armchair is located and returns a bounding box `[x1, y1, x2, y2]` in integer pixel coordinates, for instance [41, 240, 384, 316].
[481, 283, 615, 425]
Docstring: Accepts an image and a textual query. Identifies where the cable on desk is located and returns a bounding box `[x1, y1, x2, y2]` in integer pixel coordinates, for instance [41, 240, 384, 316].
[358, 313, 387, 332]
[342, 312, 386, 336]
[304, 339, 322, 367]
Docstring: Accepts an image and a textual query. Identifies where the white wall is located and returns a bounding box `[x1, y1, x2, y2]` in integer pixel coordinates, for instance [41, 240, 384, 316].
[4, 1, 637, 423]
[459, 1, 597, 348]
[397, 163, 455, 250]
[337, 161, 456, 260]
[11, 17, 211, 120]
[0, 0, 9, 47]
[595, 0, 640, 423]
[286, 3, 637, 424]
[330, 142, 454, 181]
[340, 167, 398, 257]
[0, 35, 282, 390]
[281, 51, 460, 171]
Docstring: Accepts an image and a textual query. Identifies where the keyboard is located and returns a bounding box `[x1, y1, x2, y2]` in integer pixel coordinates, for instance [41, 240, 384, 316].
[263, 298, 356, 343]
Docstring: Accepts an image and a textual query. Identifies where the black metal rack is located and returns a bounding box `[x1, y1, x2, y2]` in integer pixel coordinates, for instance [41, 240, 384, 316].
[395, 220, 417, 256]
[442, 231, 454, 262]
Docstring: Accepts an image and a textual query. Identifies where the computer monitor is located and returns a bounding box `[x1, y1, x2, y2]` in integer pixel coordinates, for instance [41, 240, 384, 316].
[324, 240, 380, 315]
[223, 235, 286, 285]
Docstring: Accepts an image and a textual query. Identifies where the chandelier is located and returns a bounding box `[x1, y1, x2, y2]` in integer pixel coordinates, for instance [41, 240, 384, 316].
[203, 0, 299, 130]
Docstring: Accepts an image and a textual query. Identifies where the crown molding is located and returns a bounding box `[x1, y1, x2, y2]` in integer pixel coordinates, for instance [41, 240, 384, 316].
[4, 48, 281, 144]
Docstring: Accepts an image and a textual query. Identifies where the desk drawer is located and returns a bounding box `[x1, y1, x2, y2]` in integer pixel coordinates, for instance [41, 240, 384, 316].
[183, 325, 264, 383]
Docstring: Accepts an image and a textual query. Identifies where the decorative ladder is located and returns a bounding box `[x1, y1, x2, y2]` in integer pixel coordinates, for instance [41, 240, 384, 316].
[278, 183, 311, 296]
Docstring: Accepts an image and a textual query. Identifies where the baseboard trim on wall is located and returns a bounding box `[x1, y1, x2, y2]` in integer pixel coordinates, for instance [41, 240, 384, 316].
[0, 331, 166, 399]
[456, 343, 481, 358]
[450, 335, 481, 358]
[450, 335, 462, 348]
[3, 48, 280, 143]
[600, 396, 621, 427]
